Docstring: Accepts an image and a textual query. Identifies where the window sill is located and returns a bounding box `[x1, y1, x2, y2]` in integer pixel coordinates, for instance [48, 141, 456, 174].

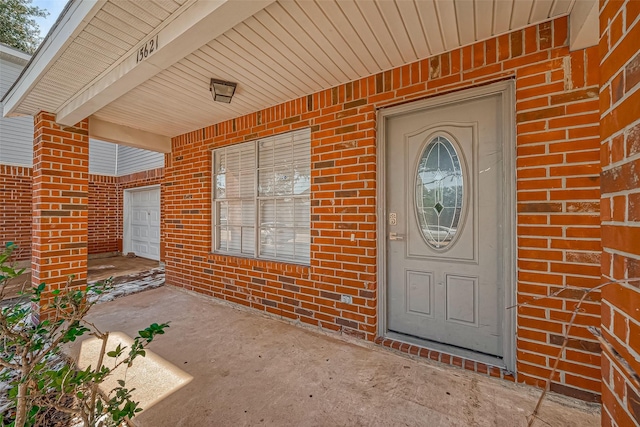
[208, 251, 310, 271]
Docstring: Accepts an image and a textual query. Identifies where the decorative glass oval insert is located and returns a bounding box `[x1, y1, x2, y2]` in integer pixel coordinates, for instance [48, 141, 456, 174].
[415, 135, 464, 249]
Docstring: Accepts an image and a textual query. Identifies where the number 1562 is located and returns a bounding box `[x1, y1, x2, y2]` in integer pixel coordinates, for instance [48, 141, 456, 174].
[137, 35, 159, 63]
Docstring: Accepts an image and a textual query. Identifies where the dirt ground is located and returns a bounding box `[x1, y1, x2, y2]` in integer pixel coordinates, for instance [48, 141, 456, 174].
[1, 255, 159, 300]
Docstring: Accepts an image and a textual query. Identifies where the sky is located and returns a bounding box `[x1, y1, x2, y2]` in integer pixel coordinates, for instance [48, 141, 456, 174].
[32, 0, 68, 39]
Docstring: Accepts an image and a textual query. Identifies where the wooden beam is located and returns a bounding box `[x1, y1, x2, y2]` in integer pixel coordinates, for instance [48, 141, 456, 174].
[88, 116, 171, 153]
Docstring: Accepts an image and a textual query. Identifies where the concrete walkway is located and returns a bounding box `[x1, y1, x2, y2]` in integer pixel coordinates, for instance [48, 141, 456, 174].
[79, 286, 600, 427]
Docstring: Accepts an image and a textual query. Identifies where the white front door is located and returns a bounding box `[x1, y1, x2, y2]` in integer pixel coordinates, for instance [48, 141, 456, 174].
[127, 187, 160, 260]
[384, 85, 513, 360]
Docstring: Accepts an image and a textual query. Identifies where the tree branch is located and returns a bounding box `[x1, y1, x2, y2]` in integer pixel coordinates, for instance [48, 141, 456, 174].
[520, 277, 640, 427]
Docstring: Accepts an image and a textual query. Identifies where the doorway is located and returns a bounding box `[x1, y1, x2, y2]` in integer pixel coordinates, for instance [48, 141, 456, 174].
[123, 185, 161, 260]
[377, 81, 515, 369]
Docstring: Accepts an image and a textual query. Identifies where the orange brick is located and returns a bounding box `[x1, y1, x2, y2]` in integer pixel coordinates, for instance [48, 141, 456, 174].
[59, 16, 604, 405]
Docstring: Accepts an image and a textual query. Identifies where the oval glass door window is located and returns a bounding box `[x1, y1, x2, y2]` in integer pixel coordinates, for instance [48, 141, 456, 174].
[415, 135, 464, 249]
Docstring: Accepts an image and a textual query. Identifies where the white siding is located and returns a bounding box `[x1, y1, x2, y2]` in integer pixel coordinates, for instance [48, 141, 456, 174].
[0, 57, 23, 95]
[116, 145, 164, 176]
[0, 54, 163, 173]
[0, 114, 32, 166]
[0, 58, 33, 167]
[89, 139, 117, 175]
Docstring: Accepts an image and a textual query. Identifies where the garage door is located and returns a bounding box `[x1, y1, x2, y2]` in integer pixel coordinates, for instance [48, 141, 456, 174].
[127, 187, 160, 260]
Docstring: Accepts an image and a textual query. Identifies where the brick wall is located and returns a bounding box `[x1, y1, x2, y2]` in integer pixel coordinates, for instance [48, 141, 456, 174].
[117, 168, 164, 254]
[119, 168, 163, 193]
[1, 166, 163, 260]
[0, 165, 32, 261]
[88, 174, 119, 254]
[599, 1, 640, 425]
[164, 17, 603, 400]
[87, 168, 164, 255]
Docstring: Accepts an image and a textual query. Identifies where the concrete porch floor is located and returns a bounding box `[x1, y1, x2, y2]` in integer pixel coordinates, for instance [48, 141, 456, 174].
[79, 286, 600, 427]
[86, 255, 160, 283]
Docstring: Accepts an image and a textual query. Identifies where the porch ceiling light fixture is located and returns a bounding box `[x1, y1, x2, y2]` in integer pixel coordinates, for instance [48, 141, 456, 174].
[210, 78, 237, 103]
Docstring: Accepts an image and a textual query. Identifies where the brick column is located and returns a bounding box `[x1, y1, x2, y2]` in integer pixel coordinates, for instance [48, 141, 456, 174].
[599, 1, 640, 425]
[32, 112, 89, 315]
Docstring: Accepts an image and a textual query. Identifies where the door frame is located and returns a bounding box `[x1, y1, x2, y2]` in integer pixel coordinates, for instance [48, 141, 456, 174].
[123, 184, 161, 259]
[376, 80, 516, 371]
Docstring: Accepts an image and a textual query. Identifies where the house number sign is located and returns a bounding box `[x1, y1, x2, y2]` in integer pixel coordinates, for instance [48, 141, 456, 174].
[136, 35, 159, 63]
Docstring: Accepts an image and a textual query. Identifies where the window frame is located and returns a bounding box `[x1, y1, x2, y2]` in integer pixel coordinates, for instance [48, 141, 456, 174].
[211, 128, 311, 265]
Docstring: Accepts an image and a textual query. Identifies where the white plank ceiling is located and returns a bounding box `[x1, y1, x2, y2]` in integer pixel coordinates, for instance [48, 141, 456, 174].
[16, 0, 188, 116]
[14, 0, 576, 138]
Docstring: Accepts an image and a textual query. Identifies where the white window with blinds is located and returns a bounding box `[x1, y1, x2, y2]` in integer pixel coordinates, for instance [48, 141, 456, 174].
[212, 128, 311, 264]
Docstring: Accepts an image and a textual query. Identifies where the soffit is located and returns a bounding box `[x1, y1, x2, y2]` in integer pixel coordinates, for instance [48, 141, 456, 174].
[6, 0, 579, 139]
[13, 0, 188, 115]
[94, 0, 575, 137]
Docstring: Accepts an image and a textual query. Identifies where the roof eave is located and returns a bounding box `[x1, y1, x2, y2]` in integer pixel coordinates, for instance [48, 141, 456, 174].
[0, 43, 31, 64]
[1, 0, 105, 118]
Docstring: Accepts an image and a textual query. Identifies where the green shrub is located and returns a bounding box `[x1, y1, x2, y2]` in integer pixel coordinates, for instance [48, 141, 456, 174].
[0, 243, 168, 426]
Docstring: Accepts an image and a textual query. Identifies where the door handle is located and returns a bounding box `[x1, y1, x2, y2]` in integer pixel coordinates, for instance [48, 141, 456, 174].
[389, 232, 405, 241]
